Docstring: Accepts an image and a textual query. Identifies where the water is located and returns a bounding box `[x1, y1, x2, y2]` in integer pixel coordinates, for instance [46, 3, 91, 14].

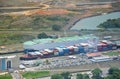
[71, 12, 120, 30]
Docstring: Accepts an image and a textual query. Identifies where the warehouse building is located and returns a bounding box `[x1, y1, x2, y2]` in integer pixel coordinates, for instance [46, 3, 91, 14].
[90, 55, 112, 62]
[86, 52, 102, 59]
[0, 55, 19, 71]
[23, 35, 99, 51]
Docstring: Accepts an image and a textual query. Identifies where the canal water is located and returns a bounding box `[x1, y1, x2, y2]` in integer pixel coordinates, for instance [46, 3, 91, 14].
[71, 12, 120, 30]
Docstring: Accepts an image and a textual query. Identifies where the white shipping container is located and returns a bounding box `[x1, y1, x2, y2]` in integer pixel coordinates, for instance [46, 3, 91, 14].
[73, 47, 79, 52]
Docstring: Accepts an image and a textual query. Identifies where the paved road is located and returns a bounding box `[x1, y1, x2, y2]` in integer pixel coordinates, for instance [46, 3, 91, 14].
[11, 70, 22, 79]
[37, 68, 109, 79]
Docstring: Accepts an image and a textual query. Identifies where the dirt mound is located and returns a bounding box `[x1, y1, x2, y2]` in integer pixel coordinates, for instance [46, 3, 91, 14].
[35, 9, 69, 15]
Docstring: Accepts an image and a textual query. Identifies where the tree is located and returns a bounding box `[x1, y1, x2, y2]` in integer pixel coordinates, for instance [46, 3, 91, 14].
[92, 68, 102, 79]
[97, 18, 120, 29]
[83, 74, 90, 79]
[61, 72, 71, 79]
[45, 59, 50, 64]
[104, 69, 120, 79]
[76, 73, 83, 79]
[111, 71, 120, 79]
[76, 73, 90, 79]
[104, 75, 113, 79]
[52, 25, 61, 31]
[108, 67, 120, 75]
[37, 32, 48, 39]
[51, 74, 63, 79]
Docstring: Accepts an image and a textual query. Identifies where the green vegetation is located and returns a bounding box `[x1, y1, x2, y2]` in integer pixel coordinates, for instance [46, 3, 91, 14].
[0, 73, 12, 79]
[97, 18, 120, 29]
[76, 73, 83, 79]
[0, 33, 35, 45]
[108, 67, 120, 75]
[52, 24, 61, 31]
[61, 72, 71, 79]
[103, 51, 120, 56]
[37, 32, 48, 39]
[51, 74, 64, 79]
[51, 67, 120, 79]
[105, 67, 120, 79]
[51, 72, 71, 79]
[112, 2, 120, 10]
[22, 71, 50, 79]
[68, 9, 85, 13]
[76, 73, 90, 79]
[0, 15, 70, 31]
[92, 68, 102, 79]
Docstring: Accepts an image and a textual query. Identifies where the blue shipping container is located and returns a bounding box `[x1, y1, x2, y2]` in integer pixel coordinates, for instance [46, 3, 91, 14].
[24, 49, 36, 53]
[78, 46, 85, 53]
[107, 44, 113, 50]
[63, 48, 69, 53]
[102, 47, 109, 51]
[59, 51, 64, 56]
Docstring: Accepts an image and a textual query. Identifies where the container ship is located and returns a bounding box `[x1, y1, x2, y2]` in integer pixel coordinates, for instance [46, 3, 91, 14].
[20, 35, 118, 60]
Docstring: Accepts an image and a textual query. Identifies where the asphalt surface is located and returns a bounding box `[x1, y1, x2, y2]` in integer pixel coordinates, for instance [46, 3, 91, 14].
[11, 70, 22, 79]
[37, 68, 109, 79]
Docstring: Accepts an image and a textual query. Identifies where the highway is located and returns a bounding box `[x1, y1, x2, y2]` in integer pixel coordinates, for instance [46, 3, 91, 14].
[11, 70, 22, 79]
[37, 68, 109, 79]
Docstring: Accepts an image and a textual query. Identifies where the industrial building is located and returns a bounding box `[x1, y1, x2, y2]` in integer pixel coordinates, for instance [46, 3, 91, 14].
[90, 55, 112, 62]
[86, 52, 102, 59]
[23, 35, 99, 51]
[0, 55, 19, 71]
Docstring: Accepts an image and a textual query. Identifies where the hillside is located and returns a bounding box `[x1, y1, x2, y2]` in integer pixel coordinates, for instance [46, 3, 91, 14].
[0, 0, 27, 7]
[0, 0, 118, 7]
[0, 0, 120, 52]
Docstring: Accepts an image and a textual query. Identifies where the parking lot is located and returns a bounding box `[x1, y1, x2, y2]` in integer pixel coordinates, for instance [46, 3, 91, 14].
[21, 53, 93, 69]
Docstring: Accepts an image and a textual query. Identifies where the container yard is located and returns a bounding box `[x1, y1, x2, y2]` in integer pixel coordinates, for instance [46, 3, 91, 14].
[20, 35, 119, 60]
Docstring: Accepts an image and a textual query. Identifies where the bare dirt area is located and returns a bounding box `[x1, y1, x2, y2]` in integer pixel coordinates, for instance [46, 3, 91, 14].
[0, 44, 23, 53]
[35, 9, 69, 15]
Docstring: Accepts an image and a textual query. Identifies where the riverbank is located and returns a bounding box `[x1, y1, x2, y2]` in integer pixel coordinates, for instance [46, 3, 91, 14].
[67, 10, 120, 30]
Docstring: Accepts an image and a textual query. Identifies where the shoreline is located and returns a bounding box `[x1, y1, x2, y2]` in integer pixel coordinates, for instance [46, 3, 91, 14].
[68, 10, 120, 30]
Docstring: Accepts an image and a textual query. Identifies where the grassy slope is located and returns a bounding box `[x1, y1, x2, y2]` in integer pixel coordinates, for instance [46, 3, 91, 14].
[103, 51, 120, 56]
[0, 74, 12, 79]
[0, 15, 70, 30]
[22, 71, 50, 79]
[0, 0, 120, 47]
[0, 14, 71, 45]
[0, 33, 35, 45]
